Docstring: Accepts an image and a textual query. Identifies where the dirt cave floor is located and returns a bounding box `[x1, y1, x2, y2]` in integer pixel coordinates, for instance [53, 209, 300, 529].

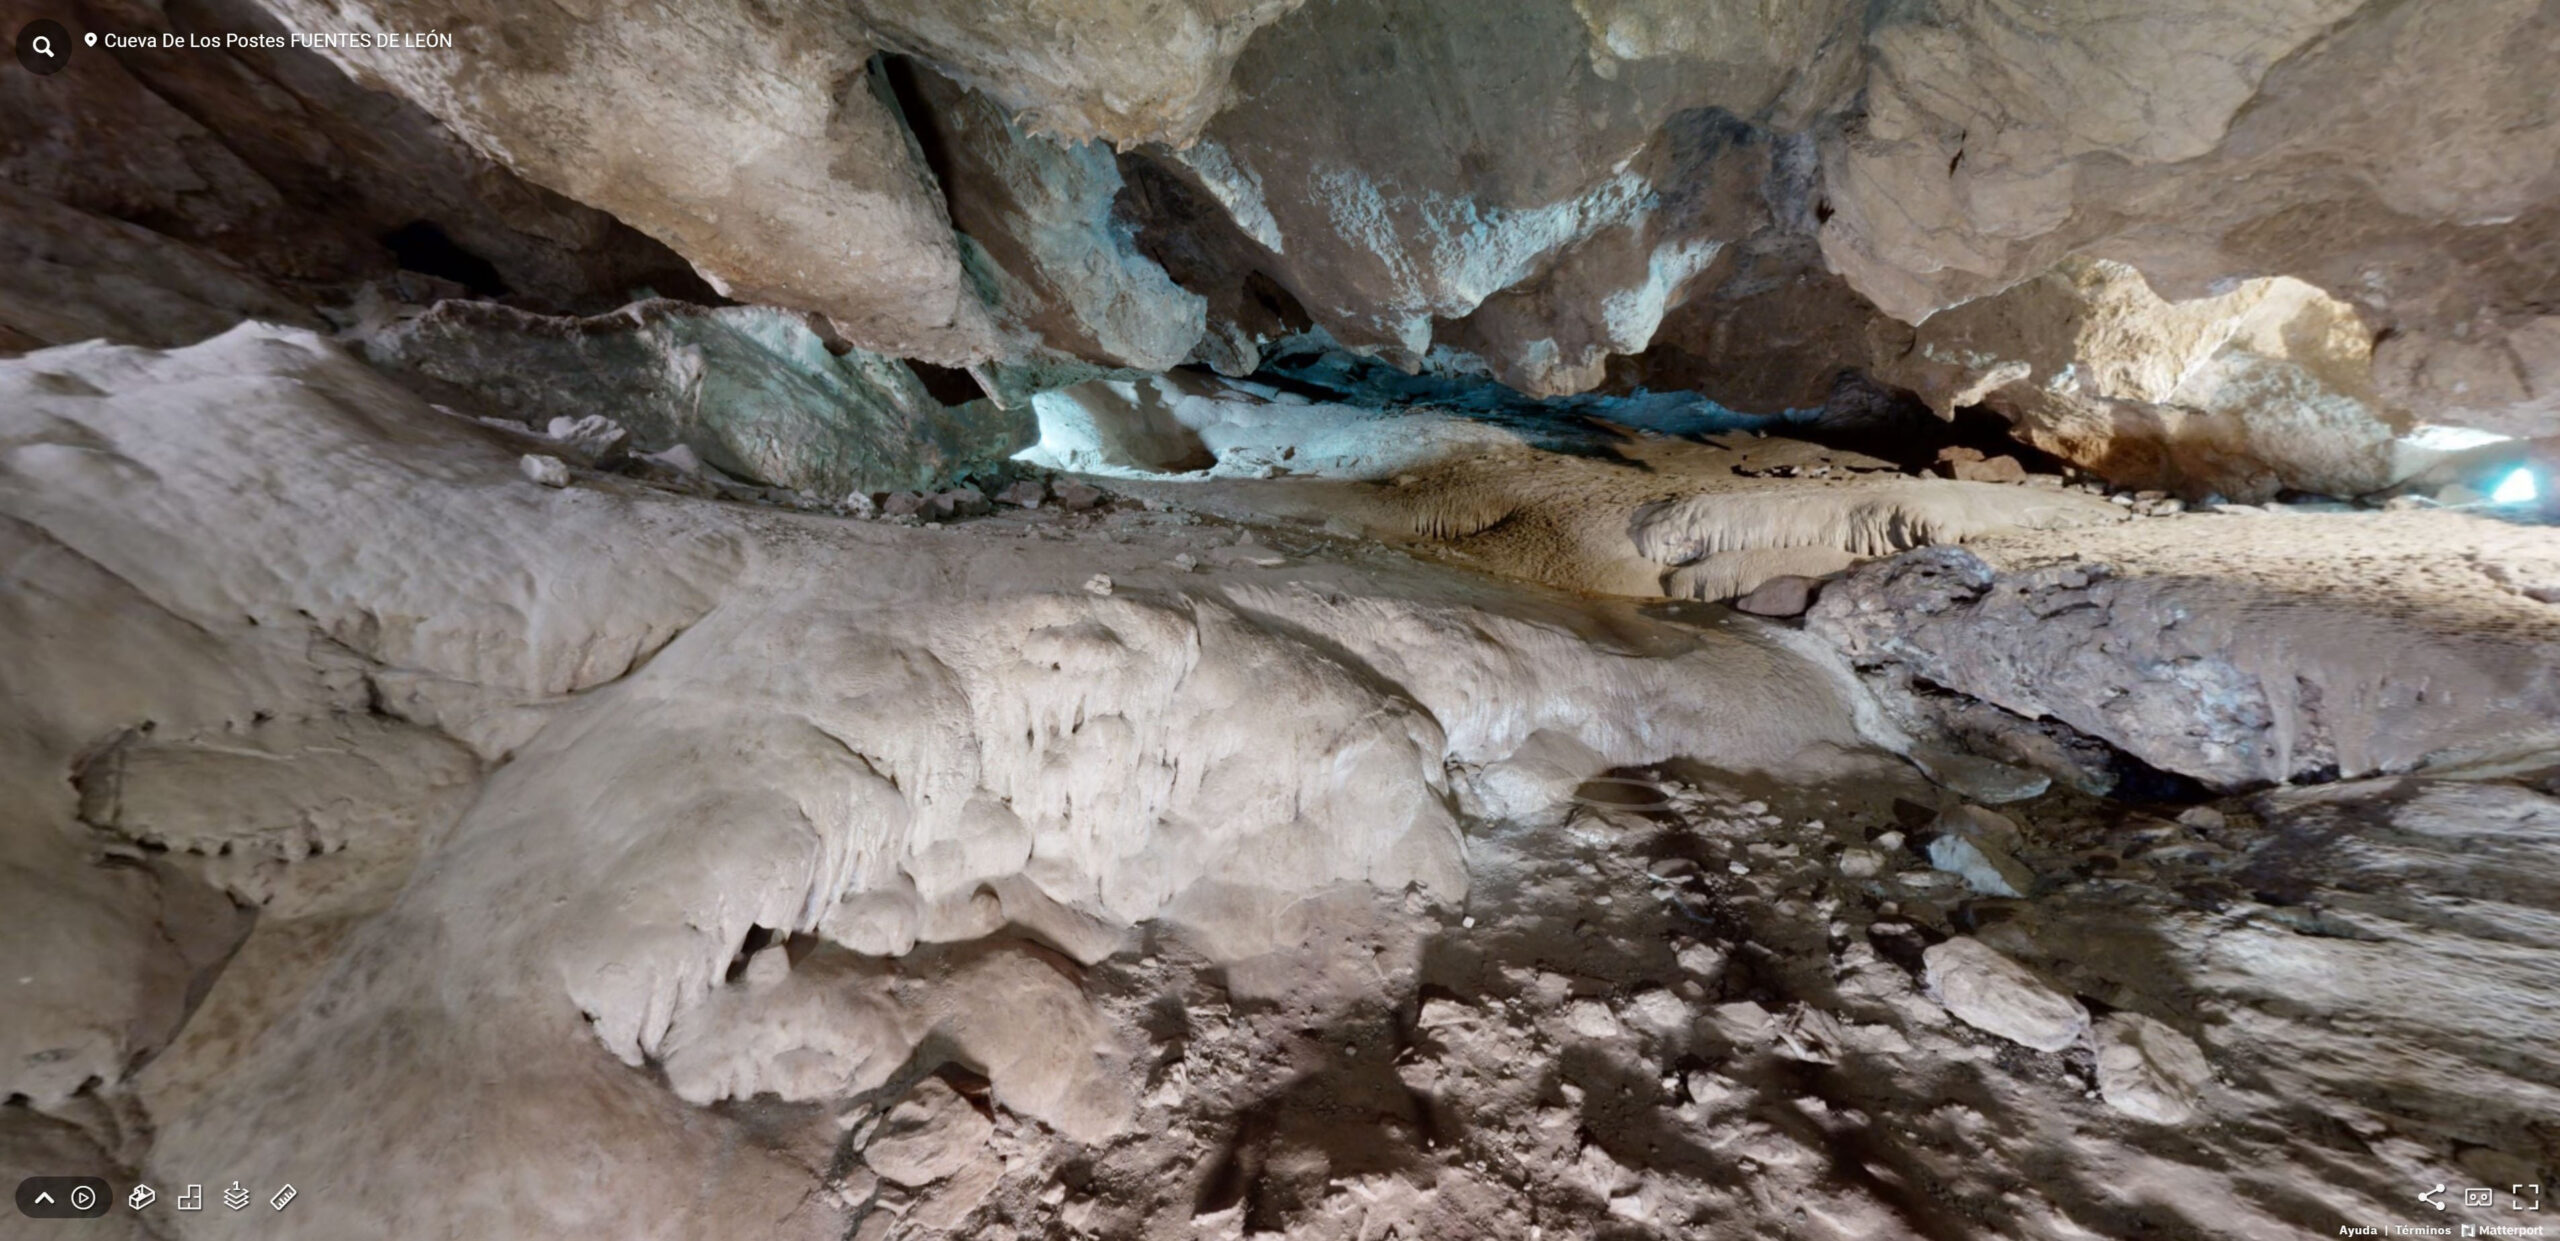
[779, 757, 2560, 1241]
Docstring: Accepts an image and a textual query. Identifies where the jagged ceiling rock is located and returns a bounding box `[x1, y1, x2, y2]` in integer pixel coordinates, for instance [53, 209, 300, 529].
[0, 183, 320, 352]
[154, 0, 2544, 463]
[366, 300, 1033, 497]
[253, 0, 1000, 363]
[1819, 0, 2560, 436]
[1138, 0, 1860, 390]
[1114, 0, 2554, 438]
[2376, 308, 2560, 441]
[1822, 0, 2552, 319]
[1, 0, 700, 310]
[6, 0, 2536, 486]
[853, 0, 1306, 148]
[1598, 243, 1904, 417]
[892, 62, 1206, 372]
[1135, 0, 2557, 430]
[1818, 0, 2366, 321]
[1431, 113, 1799, 397]
[1875, 257, 2404, 502]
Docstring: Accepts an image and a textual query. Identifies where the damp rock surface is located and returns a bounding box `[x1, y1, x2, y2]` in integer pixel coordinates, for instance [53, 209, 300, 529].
[368, 300, 1035, 496]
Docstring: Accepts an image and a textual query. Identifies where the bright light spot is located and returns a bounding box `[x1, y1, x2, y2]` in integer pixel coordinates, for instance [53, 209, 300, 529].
[2491, 467, 2539, 505]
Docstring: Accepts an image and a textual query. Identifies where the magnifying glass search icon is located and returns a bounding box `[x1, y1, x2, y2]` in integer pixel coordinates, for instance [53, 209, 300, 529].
[15, 19, 71, 73]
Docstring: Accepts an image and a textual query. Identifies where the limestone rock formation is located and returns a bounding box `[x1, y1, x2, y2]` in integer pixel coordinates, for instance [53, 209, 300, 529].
[1730, 573, 1818, 618]
[366, 300, 1034, 497]
[861, 1077, 995, 1187]
[1924, 805, 2033, 898]
[0, 184, 320, 352]
[891, 62, 1206, 371]
[3, 326, 1922, 1237]
[2093, 1013, 2213, 1125]
[113, 0, 2542, 474]
[1149, 0, 1854, 392]
[1874, 257, 2404, 502]
[1820, 0, 2363, 320]
[251, 0, 998, 363]
[9, 6, 2560, 1239]
[2378, 315, 2560, 441]
[1, 0, 702, 313]
[1923, 936, 2088, 1052]
[1819, 0, 2560, 357]
[41, 0, 2532, 496]
[1809, 524, 2560, 789]
[853, 0, 1305, 148]
[1020, 368, 2125, 599]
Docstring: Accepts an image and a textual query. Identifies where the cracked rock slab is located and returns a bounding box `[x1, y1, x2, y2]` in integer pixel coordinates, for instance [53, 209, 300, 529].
[1922, 936, 2088, 1052]
[2093, 1013, 2212, 1125]
[1808, 518, 2560, 788]
[862, 1077, 994, 1187]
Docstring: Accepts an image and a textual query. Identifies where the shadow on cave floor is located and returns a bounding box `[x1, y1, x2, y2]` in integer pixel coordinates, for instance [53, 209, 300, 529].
[857, 752, 2560, 1240]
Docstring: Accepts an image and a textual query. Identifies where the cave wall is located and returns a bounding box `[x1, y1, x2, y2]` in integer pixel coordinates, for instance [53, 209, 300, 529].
[6, 0, 2555, 482]
[0, 0, 708, 322]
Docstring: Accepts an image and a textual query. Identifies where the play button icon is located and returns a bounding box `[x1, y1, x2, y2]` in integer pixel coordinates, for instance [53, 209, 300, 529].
[16, 1176, 113, 1218]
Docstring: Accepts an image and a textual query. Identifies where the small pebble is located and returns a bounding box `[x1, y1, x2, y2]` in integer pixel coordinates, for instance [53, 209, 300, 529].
[519, 453, 570, 488]
[2177, 806, 2228, 830]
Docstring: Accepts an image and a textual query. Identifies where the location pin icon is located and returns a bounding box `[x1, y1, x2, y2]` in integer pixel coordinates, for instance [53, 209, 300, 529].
[83, 31, 95, 45]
